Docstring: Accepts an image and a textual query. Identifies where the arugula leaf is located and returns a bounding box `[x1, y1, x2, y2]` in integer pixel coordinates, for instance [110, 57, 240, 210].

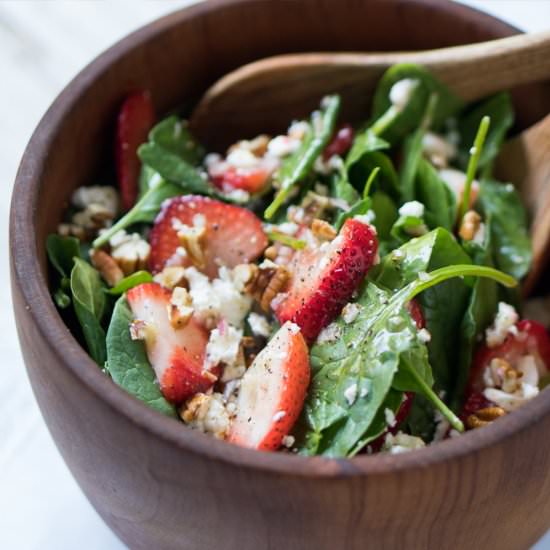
[264, 95, 340, 219]
[453, 219, 498, 408]
[476, 179, 532, 280]
[138, 142, 210, 194]
[71, 258, 107, 365]
[106, 271, 153, 295]
[148, 116, 205, 165]
[371, 63, 463, 144]
[457, 92, 514, 172]
[46, 234, 81, 309]
[106, 297, 177, 417]
[374, 229, 472, 396]
[92, 181, 182, 248]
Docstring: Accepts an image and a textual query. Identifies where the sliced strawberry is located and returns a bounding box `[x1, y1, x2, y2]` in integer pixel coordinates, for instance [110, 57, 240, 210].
[407, 299, 425, 329]
[210, 164, 272, 194]
[149, 195, 268, 277]
[116, 91, 155, 211]
[323, 123, 354, 160]
[126, 282, 211, 403]
[272, 218, 378, 341]
[228, 322, 310, 451]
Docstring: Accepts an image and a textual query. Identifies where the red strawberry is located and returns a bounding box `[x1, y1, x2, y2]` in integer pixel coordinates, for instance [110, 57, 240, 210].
[116, 91, 155, 210]
[210, 165, 272, 194]
[228, 322, 310, 451]
[407, 299, 425, 329]
[323, 123, 354, 160]
[149, 195, 268, 278]
[126, 282, 212, 403]
[272, 218, 378, 341]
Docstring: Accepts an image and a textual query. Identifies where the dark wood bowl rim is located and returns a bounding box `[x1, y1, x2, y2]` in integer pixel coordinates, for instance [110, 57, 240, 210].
[10, 0, 550, 478]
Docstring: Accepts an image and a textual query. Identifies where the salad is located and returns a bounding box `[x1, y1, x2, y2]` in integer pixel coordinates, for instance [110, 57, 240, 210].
[47, 64, 550, 457]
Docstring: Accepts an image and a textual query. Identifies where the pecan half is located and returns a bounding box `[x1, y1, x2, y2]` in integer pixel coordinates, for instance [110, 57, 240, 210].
[90, 249, 124, 287]
[466, 406, 506, 429]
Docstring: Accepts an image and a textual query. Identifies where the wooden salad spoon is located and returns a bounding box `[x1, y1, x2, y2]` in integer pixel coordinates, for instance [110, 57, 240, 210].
[190, 30, 550, 293]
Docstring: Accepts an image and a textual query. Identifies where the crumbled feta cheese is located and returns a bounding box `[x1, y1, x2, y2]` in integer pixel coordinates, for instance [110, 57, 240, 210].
[153, 266, 187, 289]
[517, 355, 540, 387]
[71, 185, 119, 217]
[421, 132, 456, 167]
[484, 384, 539, 412]
[417, 328, 431, 343]
[180, 393, 230, 439]
[432, 411, 450, 442]
[282, 435, 295, 448]
[267, 135, 301, 158]
[344, 383, 358, 406]
[389, 79, 419, 111]
[184, 266, 252, 328]
[204, 153, 222, 168]
[486, 302, 519, 348]
[225, 188, 250, 203]
[247, 312, 271, 338]
[276, 222, 299, 236]
[226, 148, 259, 168]
[384, 408, 397, 428]
[287, 120, 310, 140]
[316, 322, 342, 344]
[383, 431, 425, 454]
[170, 287, 194, 317]
[110, 230, 151, 275]
[206, 322, 243, 368]
[399, 200, 425, 218]
[342, 303, 362, 324]
[354, 210, 376, 225]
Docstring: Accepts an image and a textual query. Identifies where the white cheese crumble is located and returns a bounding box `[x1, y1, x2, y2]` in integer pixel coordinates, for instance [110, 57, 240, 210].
[354, 210, 376, 225]
[384, 408, 397, 428]
[282, 435, 295, 448]
[342, 303, 362, 324]
[399, 200, 425, 218]
[247, 312, 271, 338]
[343, 383, 358, 406]
[71, 185, 119, 217]
[417, 328, 432, 343]
[205, 322, 243, 369]
[226, 148, 259, 168]
[383, 432, 425, 454]
[267, 135, 301, 158]
[181, 393, 230, 439]
[316, 322, 342, 344]
[421, 132, 456, 167]
[109, 230, 151, 275]
[485, 302, 519, 348]
[389, 79, 419, 111]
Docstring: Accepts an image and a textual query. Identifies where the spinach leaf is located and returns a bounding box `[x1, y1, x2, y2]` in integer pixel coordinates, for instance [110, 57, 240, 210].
[138, 142, 210, 194]
[404, 394, 436, 441]
[349, 150, 400, 200]
[71, 258, 107, 365]
[264, 95, 340, 219]
[46, 234, 81, 309]
[415, 158, 456, 231]
[371, 191, 399, 243]
[374, 229, 472, 396]
[390, 213, 427, 244]
[457, 92, 514, 172]
[138, 164, 165, 199]
[453, 219, 498, 408]
[334, 197, 371, 231]
[476, 179, 532, 279]
[106, 297, 177, 417]
[149, 116, 205, 165]
[345, 131, 389, 175]
[106, 271, 153, 295]
[371, 63, 463, 145]
[92, 181, 182, 248]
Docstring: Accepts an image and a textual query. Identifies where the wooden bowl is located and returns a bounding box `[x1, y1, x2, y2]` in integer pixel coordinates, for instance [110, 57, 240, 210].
[10, 1, 550, 548]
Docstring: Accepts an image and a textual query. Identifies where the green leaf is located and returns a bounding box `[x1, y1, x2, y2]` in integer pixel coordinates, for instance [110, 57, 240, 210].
[106, 271, 153, 295]
[457, 92, 514, 172]
[266, 230, 306, 250]
[345, 131, 389, 173]
[349, 151, 400, 200]
[46, 234, 80, 279]
[149, 116, 205, 165]
[374, 228, 472, 395]
[370, 191, 399, 242]
[476, 179, 532, 279]
[106, 297, 177, 417]
[138, 142, 210, 194]
[92, 181, 182, 248]
[334, 197, 372, 232]
[71, 258, 106, 365]
[371, 63, 463, 145]
[53, 288, 71, 309]
[138, 164, 165, 199]
[264, 95, 340, 219]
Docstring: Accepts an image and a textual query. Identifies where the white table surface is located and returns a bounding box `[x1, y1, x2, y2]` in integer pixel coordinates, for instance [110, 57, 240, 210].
[2, 1, 550, 548]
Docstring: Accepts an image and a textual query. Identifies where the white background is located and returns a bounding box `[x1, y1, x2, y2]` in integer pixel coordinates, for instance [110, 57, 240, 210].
[2, 1, 550, 548]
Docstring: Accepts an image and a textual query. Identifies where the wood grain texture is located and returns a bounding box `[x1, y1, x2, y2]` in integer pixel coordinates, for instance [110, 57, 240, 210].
[9, 1, 550, 549]
[191, 31, 550, 146]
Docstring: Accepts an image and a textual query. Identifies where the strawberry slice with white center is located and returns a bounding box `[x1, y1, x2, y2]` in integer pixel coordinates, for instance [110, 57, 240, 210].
[228, 322, 310, 451]
[127, 282, 212, 403]
[272, 218, 378, 341]
[149, 195, 268, 277]
[116, 91, 155, 211]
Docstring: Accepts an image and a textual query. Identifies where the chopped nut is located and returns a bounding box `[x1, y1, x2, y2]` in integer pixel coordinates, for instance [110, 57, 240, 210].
[459, 210, 482, 241]
[71, 185, 119, 217]
[466, 406, 506, 429]
[90, 249, 124, 287]
[153, 266, 188, 289]
[129, 319, 148, 341]
[311, 218, 337, 241]
[232, 263, 258, 292]
[229, 134, 270, 157]
[180, 392, 230, 439]
[173, 217, 207, 270]
[301, 191, 331, 222]
[57, 223, 86, 240]
[264, 245, 278, 260]
[242, 262, 290, 311]
[168, 287, 194, 329]
[110, 231, 151, 275]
